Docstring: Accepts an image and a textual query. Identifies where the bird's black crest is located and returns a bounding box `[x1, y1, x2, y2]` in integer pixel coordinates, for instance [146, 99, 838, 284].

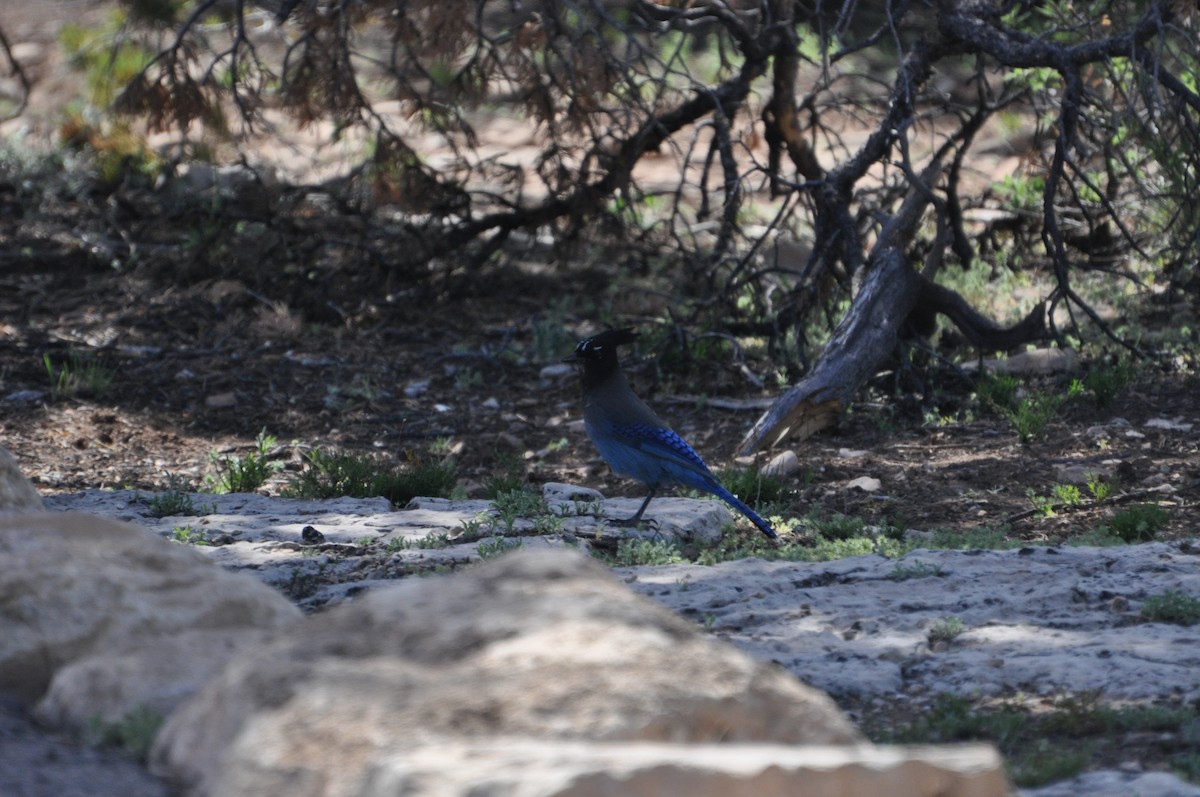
[570, 328, 638, 360]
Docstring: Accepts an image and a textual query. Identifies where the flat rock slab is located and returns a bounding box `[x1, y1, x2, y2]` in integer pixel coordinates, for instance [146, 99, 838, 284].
[361, 740, 1009, 797]
[621, 545, 1200, 702]
[44, 490, 1200, 704]
[44, 489, 732, 608]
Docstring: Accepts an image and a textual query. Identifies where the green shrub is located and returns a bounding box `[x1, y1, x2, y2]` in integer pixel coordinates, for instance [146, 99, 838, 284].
[1110, 503, 1167, 542]
[1005, 391, 1062, 443]
[1081, 360, 1132, 409]
[1141, 590, 1200, 626]
[977, 372, 1020, 413]
[609, 539, 685, 566]
[207, 430, 281, 494]
[43, 350, 115, 399]
[286, 448, 457, 504]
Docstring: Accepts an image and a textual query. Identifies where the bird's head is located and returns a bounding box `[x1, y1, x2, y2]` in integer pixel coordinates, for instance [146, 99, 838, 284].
[563, 328, 638, 366]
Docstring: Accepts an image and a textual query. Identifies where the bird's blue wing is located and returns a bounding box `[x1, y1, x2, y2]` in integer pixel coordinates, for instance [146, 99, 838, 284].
[615, 423, 713, 478]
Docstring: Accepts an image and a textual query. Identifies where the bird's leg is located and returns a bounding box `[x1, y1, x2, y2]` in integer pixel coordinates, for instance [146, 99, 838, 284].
[608, 488, 658, 528]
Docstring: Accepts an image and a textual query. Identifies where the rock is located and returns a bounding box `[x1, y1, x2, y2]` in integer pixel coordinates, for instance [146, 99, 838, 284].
[539, 362, 574, 381]
[963, 348, 1078, 375]
[151, 548, 864, 796]
[623, 544, 1200, 701]
[0, 447, 42, 512]
[1054, 464, 1111, 485]
[360, 740, 1010, 797]
[204, 391, 237, 408]
[1020, 769, 1200, 797]
[761, 449, 802, 478]
[541, 481, 604, 505]
[594, 495, 733, 542]
[0, 512, 301, 734]
[845, 475, 882, 492]
[1144, 417, 1193, 432]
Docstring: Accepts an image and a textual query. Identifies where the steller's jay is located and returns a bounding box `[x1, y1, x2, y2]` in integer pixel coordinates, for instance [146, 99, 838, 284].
[564, 328, 777, 539]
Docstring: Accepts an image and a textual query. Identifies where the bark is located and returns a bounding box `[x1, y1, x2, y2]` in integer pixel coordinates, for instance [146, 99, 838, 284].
[738, 249, 921, 453]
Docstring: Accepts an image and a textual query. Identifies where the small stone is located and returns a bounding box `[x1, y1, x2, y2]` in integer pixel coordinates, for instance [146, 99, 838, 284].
[539, 363, 573, 381]
[403, 380, 430, 398]
[301, 526, 325, 544]
[761, 450, 801, 478]
[844, 476, 881, 492]
[542, 483, 604, 505]
[205, 392, 237, 409]
[4, 390, 43, 403]
[1145, 417, 1193, 432]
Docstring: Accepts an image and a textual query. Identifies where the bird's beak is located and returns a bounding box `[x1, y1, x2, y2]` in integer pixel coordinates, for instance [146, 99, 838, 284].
[562, 353, 580, 364]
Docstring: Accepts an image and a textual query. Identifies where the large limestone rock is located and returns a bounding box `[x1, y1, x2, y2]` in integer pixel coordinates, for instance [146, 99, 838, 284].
[0, 512, 301, 732]
[359, 740, 1009, 797]
[151, 548, 868, 796]
[0, 446, 43, 512]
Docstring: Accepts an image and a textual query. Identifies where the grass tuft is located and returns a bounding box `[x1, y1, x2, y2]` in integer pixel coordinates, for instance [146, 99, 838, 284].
[285, 448, 457, 505]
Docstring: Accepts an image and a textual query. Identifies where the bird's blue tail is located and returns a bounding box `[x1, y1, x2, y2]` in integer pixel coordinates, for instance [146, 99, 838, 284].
[709, 483, 777, 539]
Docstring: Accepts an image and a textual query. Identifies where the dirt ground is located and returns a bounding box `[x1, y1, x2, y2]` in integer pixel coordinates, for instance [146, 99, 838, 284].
[1, 247, 1196, 545]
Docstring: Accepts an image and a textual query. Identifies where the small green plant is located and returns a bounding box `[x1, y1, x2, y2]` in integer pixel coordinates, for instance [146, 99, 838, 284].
[609, 538, 686, 566]
[207, 429, 281, 494]
[491, 488, 550, 533]
[1068, 526, 1125, 547]
[484, 454, 527, 498]
[455, 512, 494, 540]
[1009, 740, 1093, 788]
[1052, 483, 1082, 507]
[1141, 590, 1200, 626]
[412, 531, 453, 549]
[43, 350, 115, 399]
[382, 536, 412, 553]
[929, 616, 965, 645]
[812, 514, 865, 541]
[925, 526, 1014, 550]
[477, 537, 524, 560]
[531, 512, 565, 534]
[85, 707, 163, 762]
[146, 473, 197, 517]
[1027, 488, 1057, 518]
[170, 525, 208, 545]
[1086, 473, 1116, 503]
[890, 560, 944, 581]
[976, 372, 1021, 413]
[874, 691, 1197, 789]
[1110, 502, 1168, 542]
[1005, 390, 1062, 443]
[1081, 360, 1132, 409]
[878, 692, 1030, 752]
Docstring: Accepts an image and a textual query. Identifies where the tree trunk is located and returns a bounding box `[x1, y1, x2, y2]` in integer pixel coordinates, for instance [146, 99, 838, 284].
[737, 248, 921, 454]
[737, 259, 1049, 455]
